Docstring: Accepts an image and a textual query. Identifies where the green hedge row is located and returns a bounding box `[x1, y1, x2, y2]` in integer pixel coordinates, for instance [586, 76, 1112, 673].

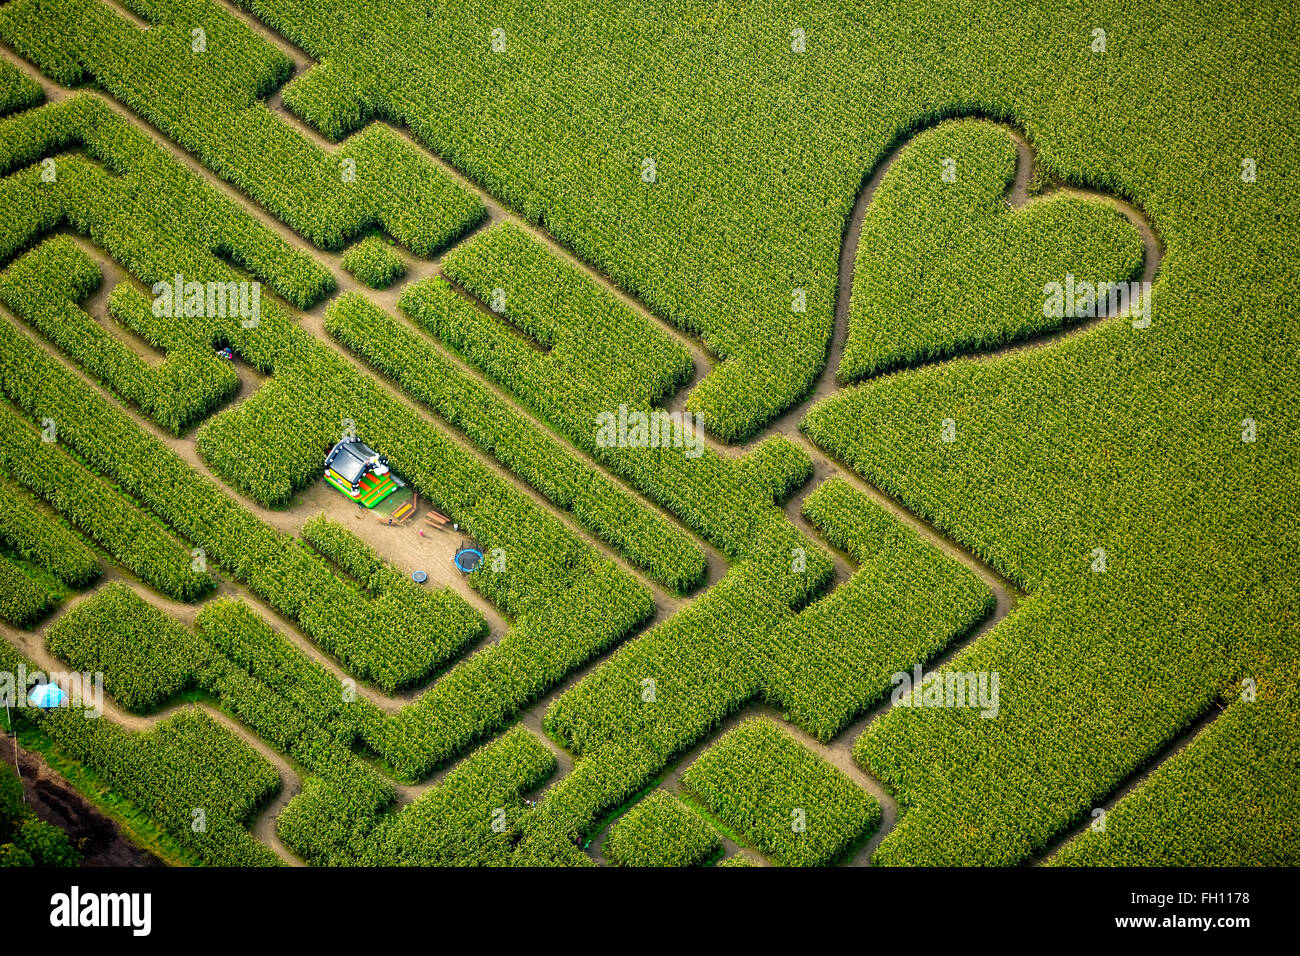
[1052, 659, 1300, 866]
[0, 96, 334, 310]
[603, 790, 721, 867]
[37, 707, 281, 866]
[362, 559, 651, 781]
[737, 435, 815, 506]
[40, 583, 608, 864]
[193, 599, 384, 761]
[0, 481, 99, 589]
[45, 583, 199, 713]
[0, 555, 56, 627]
[16, 597, 399, 868]
[192, 599, 396, 864]
[301, 513, 386, 588]
[341, 236, 406, 289]
[439, 223, 694, 411]
[681, 717, 879, 866]
[0, 58, 41, 117]
[0, 92, 816, 838]
[295, 517, 486, 691]
[532, 566, 786, 844]
[278, 59, 373, 142]
[357, 727, 556, 866]
[763, 479, 995, 740]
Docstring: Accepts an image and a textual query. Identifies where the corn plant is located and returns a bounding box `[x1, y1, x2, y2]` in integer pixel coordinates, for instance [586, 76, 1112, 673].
[681, 717, 879, 866]
[341, 236, 406, 290]
[604, 790, 722, 867]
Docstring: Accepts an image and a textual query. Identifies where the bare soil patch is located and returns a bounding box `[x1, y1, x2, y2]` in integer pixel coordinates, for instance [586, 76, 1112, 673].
[2, 738, 163, 867]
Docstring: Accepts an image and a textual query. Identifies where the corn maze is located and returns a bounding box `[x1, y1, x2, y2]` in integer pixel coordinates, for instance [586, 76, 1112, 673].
[0, 0, 1294, 888]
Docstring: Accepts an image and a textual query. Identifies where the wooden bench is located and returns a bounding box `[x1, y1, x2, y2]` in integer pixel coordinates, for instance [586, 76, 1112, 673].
[377, 494, 417, 525]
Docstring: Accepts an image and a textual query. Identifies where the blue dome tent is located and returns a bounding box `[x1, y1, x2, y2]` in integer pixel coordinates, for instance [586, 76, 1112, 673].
[28, 683, 65, 709]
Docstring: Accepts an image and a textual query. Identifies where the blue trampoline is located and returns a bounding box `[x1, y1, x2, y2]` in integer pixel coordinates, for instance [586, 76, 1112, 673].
[454, 545, 483, 573]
